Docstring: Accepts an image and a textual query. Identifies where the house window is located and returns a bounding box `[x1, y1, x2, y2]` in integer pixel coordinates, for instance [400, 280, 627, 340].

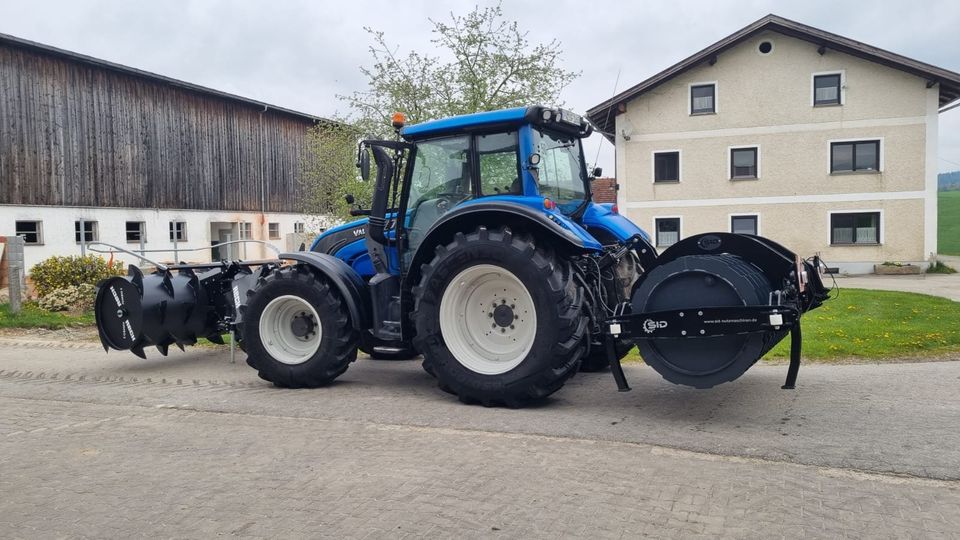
[294, 222, 305, 234]
[169, 221, 187, 242]
[730, 147, 758, 179]
[239, 222, 252, 240]
[731, 215, 758, 235]
[74, 220, 98, 243]
[268, 222, 281, 240]
[814, 74, 842, 106]
[831, 212, 880, 245]
[831, 140, 880, 173]
[15, 221, 43, 245]
[653, 151, 680, 182]
[655, 217, 681, 247]
[125, 221, 146, 243]
[690, 84, 716, 114]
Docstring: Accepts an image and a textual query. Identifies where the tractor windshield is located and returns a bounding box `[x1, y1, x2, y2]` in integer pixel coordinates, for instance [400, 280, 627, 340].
[533, 129, 588, 215]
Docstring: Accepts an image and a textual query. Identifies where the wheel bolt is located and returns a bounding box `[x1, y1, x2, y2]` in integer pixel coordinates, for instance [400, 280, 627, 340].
[488, 313, 493, 318]
[500, 328, 505, 333]
[510, 325, 515, 330]
[492, 323, 497, 328]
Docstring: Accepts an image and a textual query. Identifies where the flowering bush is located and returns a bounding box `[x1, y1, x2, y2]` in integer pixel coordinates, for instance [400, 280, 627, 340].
[38, 284, 98, 312]
[29, 255, 125, 298]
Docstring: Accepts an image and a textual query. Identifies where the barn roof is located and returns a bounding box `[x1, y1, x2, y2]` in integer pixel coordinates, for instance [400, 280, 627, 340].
[586, 14, 960, 139]
[0, 31, 329, 124]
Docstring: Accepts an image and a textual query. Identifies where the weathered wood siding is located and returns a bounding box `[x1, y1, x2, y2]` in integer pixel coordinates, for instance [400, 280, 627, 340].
[0, 41, 317, 212]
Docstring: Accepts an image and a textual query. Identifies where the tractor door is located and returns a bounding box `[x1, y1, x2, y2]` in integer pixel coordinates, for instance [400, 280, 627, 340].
[401, 131, 523, 270]
[402, 136, 474, 267]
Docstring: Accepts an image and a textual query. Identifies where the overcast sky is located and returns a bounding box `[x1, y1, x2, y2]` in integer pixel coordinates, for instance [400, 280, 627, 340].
[2, 0, 959, 173]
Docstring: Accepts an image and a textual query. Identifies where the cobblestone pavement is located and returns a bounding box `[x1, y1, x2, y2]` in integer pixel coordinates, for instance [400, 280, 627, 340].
[1, 345, 959, 538]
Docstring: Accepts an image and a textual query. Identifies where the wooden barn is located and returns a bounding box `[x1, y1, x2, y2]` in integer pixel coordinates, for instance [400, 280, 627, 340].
[0, 32, 327, 267]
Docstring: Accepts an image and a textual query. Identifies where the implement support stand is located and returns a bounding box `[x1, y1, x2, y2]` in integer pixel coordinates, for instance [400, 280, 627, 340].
[781, 323, 802, 390]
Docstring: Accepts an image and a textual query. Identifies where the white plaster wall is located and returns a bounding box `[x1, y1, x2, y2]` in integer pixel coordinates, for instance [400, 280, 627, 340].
[0, 205, 333, 269]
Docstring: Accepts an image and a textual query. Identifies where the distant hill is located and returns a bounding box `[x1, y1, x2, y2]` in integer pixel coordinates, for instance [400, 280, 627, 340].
[940, 171, 960, 191]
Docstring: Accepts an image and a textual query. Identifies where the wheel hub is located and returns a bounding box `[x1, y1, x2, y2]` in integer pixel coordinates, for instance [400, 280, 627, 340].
[492, 303, 515, 327]
[290, 312, 316, 338]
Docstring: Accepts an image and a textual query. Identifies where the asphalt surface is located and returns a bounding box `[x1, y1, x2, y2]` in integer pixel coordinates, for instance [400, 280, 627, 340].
[835, 272, 960, 302]
[2, 342, 959, 537]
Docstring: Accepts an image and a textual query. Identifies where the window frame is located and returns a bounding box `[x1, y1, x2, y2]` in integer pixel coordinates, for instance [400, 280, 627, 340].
[828, 210, 882, 246]
[14, 220, 43, 245]
[293, 222, 305, 234]
[653, 216, 682, 248]
[125, 221, 147, 244]
[689, 82, 717, 115]
[728, 145, 760, 180]
[812, 71, 844, 106]
[267, 222, 281, 240]
[238, 222, 252, 240]
[74, 220, 98, 243]
[729, 213, 760, 236]
[169, 221, 187, 242]
[829, 138, 882, 174]
[651, 150, 682, 183]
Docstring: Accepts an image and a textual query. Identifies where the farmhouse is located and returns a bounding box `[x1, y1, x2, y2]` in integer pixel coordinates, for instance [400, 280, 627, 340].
[0, 32, 326, 268]
[588, 15, 960, 273]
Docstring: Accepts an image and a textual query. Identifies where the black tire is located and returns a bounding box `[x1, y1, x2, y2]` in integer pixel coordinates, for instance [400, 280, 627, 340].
[579, 339, 634, 372]
[412, 226, 589, 407]
[359, 331, 419, 360]
[241, 265, 359, 388]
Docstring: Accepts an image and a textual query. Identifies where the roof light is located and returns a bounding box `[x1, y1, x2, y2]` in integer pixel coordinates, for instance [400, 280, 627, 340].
[611, 204, 619, 214]
[391, 112, 406, 129]
[543, 198, 556, 210]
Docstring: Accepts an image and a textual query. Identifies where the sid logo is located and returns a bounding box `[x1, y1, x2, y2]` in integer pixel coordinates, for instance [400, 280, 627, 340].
[352, 227, 366, 237]
[698, 235, 722, 251]
[643, 319, 668, 334]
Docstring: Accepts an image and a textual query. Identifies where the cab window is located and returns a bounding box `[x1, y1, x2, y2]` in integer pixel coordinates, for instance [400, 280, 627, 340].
[534, 129, 588, 215]
[405, 136, 472, 261]
[477, 131, 521, 196]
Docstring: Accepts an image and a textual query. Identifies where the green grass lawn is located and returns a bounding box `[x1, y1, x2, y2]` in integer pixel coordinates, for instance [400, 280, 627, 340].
[624, 288, 960, 362]
[940, 191, 960, 256]
[0, 303, 94, 329]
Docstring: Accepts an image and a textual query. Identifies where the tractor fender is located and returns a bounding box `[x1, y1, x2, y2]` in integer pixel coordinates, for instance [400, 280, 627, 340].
[279, 252, 371, 331]
[405, 202, 599, 289]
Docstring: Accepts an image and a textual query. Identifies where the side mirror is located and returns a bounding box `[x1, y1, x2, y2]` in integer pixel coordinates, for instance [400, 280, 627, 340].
[358, 148, 371, 182]
[344, 194, 355, 205]
[591, 167, 603, 178]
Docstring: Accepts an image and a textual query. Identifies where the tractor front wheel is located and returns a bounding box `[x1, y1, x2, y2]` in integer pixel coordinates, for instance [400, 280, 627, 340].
[241, 265, 359, 387]
[413, 226, 588, 407]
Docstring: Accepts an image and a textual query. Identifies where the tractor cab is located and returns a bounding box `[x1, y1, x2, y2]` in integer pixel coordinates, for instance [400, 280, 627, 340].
[352, 106, 611, 274]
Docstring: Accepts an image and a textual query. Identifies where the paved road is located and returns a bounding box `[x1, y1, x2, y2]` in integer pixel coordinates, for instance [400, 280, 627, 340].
[1, 343, 959, 538]
[835, 272, 960, 301]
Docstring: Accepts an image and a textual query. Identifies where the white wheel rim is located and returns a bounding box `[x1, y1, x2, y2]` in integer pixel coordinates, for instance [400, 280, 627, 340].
[258, 295, 322, 365]
[439, 264, 537, 375]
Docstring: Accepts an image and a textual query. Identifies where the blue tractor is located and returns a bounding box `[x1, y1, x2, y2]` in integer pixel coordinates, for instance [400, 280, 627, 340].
[94, 106, 830, 406]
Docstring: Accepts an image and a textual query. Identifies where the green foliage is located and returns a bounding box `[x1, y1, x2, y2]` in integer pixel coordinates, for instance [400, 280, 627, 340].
[0, 302, 94, 329]
[38, 284, 98, 312]
[299, 121, 373, 224]
[30, 255, 125, 298]
[939, 191, 960, 256]
[926, 261, 957, 274]
[341, 2, 580, 131]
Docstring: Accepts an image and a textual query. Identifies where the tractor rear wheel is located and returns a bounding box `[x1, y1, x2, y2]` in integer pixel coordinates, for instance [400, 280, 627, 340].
[241, 265, 358, 388]
[413, 226, 588, 407]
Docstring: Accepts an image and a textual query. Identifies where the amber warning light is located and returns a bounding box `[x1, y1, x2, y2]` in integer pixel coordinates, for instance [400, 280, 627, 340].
[392, 112, 406, 129]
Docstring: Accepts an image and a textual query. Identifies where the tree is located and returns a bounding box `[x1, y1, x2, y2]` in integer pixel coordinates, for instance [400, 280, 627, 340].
[343, 3, 580, 129]
[300, 3, 579, 224]
[299, 120, 372, 226]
